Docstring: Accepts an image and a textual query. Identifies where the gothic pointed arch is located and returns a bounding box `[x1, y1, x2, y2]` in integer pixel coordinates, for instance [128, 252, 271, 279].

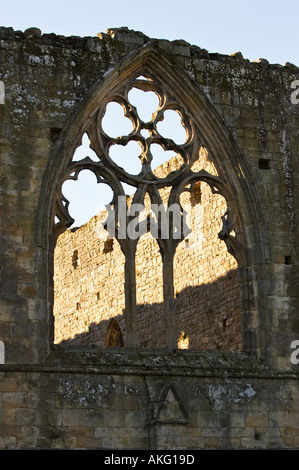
[104, 318, 124, 347]
[37, 43, 269, 356]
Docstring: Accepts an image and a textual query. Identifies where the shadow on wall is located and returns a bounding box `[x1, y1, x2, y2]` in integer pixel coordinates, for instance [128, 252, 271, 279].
[56, 268, 241, 352]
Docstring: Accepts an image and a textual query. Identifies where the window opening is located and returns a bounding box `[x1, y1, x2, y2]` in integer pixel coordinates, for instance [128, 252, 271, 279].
[102, 101, 133, 138]
[177, 331, 189, 349]
[52, 70, 243, 351]
[258, 158, 271, 170]
[62, 170, 113, 228]
[72, 133, 98, 162]
[284, 255, 292, 265]
[72, 249, 79, 269]
[136, 232, 165, 347]
[128, 87, 160, 123]
[109, 140, 142, 175]
[53, 215, 126, 346]
[174, 181, 241, 351]
[104, 318, 124, 347]
[150, 144, 181, 177]
[157, 109, 187, 145]
[121, 182, 136, 200]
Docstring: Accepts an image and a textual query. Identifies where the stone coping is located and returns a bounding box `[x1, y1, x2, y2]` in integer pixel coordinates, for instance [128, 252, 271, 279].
[0, 349, 298, 379]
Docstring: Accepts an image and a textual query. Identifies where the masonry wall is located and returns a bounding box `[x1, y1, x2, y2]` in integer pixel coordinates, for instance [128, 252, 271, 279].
[0, 355, 299, 450]
[0, 26, 298, 450]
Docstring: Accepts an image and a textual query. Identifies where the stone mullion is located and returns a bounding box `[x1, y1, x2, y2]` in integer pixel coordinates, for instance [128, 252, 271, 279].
[161, 244, 177, 349]
[124, 249, 138, 347]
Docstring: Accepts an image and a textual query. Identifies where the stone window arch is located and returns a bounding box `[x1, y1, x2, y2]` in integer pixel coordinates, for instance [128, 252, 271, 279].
[37, 44, 269, 356]
[104, 318, 124, 347]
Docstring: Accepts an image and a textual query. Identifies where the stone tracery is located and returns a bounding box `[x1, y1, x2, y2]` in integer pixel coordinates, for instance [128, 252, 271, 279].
[52, 66, 243, 348]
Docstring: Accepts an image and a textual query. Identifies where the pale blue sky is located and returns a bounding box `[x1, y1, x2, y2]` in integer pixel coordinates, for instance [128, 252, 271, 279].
[2, 0, 298, 227]
[2, 0, 299, 66]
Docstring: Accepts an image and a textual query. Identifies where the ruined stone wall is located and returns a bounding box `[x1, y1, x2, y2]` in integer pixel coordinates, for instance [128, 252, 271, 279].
[0, 26, 298, 450]
[0, 354, 298, 450]
[54, 152, 241, 350]
[0, 24, 298, 364]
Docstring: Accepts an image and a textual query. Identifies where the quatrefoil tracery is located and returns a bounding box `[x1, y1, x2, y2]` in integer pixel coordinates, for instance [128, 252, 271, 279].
[95, 75, 197, 186]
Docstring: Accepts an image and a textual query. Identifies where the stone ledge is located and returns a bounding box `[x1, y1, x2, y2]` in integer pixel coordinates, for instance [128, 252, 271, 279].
[0, 349, 298, 379]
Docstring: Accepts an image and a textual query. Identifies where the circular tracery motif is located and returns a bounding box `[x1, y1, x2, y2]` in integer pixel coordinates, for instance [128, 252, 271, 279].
[96, 75, 196, 186]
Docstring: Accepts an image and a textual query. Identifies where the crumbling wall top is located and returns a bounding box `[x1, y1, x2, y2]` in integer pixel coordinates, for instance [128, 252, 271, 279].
[0, 25, 297, 71]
